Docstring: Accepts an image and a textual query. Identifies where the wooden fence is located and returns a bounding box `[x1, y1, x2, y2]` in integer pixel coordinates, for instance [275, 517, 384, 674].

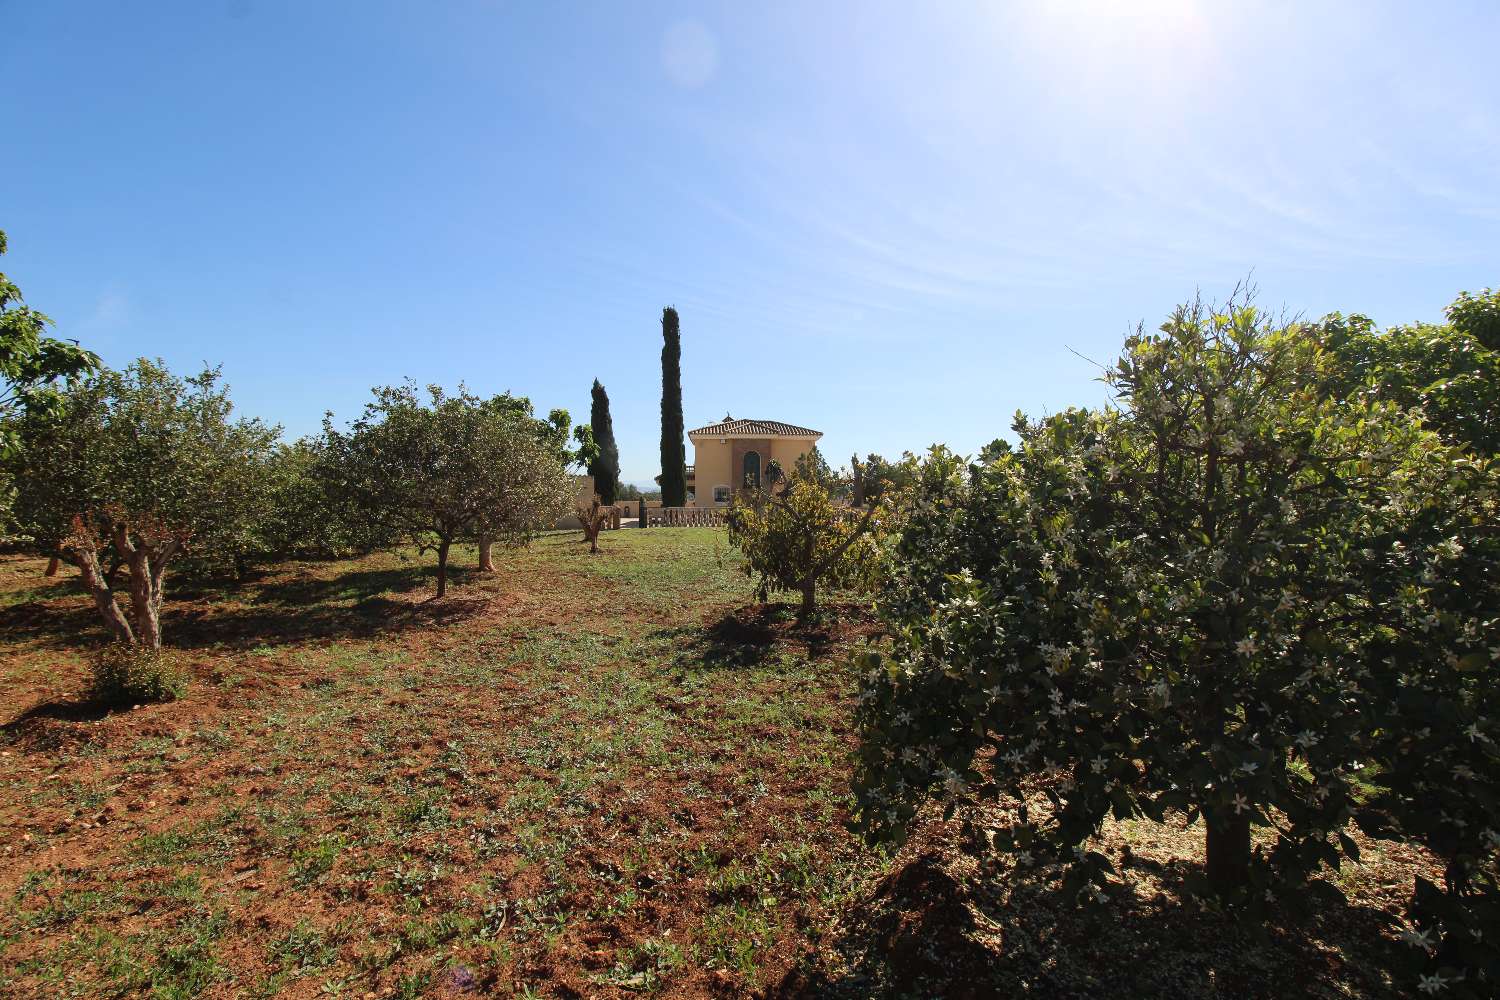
[646, 506, 725, 528]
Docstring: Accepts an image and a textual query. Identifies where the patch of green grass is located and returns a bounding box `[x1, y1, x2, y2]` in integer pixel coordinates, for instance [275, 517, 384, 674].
[697, 900, 780, 976]
[0, 532, 884, 996]
[0, 576, 83, 608]
[290, 833, 347, 885]
[268, 918, 344, 973]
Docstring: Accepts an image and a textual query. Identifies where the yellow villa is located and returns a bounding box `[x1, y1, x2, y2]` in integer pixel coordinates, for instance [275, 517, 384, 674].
[686, 416, 823, 508]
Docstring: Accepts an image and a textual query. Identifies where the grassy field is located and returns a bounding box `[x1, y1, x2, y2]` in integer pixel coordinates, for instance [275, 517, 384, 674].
[0, 529, 886, 998]
[0, 528, 1440, 999]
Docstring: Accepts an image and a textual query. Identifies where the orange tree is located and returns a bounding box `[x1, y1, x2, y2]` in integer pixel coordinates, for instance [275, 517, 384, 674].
[725, 468, 882, 622]
[9, 360, 277, 648]
[853, 293, 1498, 996]
[1322, 287, 1500, 458]
[322, 384, 575, 597]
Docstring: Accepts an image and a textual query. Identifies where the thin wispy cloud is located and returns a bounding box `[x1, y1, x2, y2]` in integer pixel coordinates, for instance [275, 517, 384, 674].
[78, 285, 131, 333]
[8, 1, 1497, 478]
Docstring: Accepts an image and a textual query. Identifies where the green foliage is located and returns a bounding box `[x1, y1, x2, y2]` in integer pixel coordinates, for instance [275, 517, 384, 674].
[1323, 289, 1500, 456]
[789, 447, 848, 500]
[853, 291, 1498, 993]
[587, 378, 621, 504]
[475, 393, 584, 469]
[854, 451, 917, 504]
[571, 422, 600, 473]
[90, 643, 185, 705]
[976, 437, 1011, 464]
[322, 383, 575, 596]
[659, 307, 687, 508]
[7, 359, 278, 645]
[1447, 287, 1500, 352]
[726, 468, 881, 620]
[10, 360, 278, 554]
[252, 436, 398, 562]
[0, 228, 101, 459]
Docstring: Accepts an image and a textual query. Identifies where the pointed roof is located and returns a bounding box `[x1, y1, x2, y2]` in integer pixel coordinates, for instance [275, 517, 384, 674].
[688, 417, 822, 438]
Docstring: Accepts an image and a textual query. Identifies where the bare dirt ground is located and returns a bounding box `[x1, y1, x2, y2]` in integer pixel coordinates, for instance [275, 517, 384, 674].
[0, 530, 1434, 998]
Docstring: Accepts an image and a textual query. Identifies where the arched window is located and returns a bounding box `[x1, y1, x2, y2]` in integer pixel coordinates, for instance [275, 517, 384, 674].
[743, 450, 761, 490]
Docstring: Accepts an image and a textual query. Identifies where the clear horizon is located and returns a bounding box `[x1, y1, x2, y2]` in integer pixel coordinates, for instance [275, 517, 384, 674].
[8, 1, 1498, 484]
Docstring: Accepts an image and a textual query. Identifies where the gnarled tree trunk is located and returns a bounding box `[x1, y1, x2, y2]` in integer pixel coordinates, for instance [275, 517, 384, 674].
[59, 515, 180, 649]
[477, 534, 495, 572]
[45, 556, 61, 577]
[72, 547, 135, 643]
[112, 524, 172, 649]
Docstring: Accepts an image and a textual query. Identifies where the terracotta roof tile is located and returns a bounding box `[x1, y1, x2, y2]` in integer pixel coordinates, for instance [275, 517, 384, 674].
[687, 418, 822, 437]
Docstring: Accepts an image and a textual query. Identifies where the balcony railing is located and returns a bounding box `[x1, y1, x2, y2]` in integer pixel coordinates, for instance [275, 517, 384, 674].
[646, 506, 724, 527]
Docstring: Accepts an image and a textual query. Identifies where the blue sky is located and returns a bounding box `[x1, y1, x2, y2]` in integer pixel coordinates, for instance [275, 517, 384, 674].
[7, 1, 1498, 484]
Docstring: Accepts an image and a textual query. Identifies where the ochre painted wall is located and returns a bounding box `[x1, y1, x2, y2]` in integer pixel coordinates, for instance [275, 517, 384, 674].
[771, 438, 817, 476]
[690, 439, 732, 507]
[688, 436, 822, 506]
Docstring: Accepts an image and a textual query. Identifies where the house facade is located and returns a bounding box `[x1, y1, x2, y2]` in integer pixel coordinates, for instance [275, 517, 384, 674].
[686, 417, 823, 508]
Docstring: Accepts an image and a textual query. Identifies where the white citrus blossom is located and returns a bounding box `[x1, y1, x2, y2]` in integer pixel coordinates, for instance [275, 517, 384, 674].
[852, 298, 1500, 995]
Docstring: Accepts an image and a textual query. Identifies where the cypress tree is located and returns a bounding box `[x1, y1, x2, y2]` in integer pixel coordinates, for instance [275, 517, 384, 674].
[659, 307, 687, 507]
[587, 379, 621, 505]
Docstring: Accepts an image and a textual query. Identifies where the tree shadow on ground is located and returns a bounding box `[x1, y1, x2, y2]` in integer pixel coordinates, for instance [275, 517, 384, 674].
[0, 562, 489, 652]
[655, 602, 880, 671]
[1, 693, 142, 752]
[4, 697, 119, 727]
[166, 593, 492, 651]
[251, 564, 458, 607]
[772, 848, 1407, 1000]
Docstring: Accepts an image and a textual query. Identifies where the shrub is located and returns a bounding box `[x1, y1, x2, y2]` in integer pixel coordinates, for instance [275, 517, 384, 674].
[90, 643, 185, 705]
[725, 471, 882, 621]
[852, 292, 1499, 994]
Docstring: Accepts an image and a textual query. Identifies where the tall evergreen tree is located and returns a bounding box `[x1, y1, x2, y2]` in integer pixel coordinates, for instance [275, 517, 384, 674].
[587, 378, 621, 505]
[659, 307, 687, 507]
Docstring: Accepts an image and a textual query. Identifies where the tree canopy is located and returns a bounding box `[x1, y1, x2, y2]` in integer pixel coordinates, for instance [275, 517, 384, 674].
[854, 293, 1498, 991]
[0, 228, 100, 458]
[8, 359, 278, 647]
[1323, 288, 1500, 457]
[323, 384, 575, 597]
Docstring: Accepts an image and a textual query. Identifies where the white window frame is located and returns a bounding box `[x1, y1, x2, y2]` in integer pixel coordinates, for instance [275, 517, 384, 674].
[712, 485, 732, 505]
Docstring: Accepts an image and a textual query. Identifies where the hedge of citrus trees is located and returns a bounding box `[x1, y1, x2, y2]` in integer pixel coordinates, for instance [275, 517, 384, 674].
[854, 290, 1498, 997]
